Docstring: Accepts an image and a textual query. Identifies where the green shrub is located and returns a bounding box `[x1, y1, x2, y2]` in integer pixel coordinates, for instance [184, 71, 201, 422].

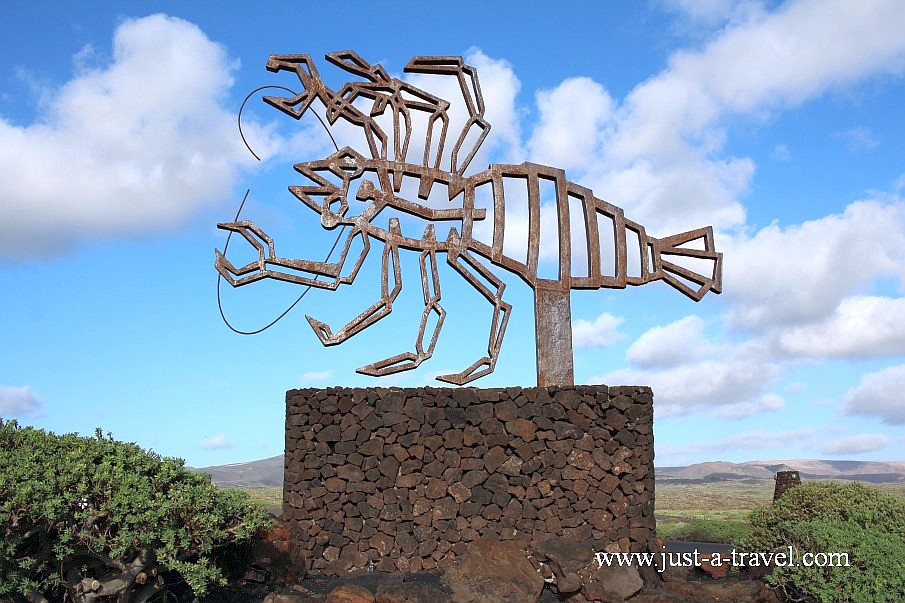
[741, 481, 905, 602]
[0, 420, 273, 602]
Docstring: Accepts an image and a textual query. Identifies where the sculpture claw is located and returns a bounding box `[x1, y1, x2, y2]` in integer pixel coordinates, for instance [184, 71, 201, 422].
[356, 352, 421, 377]
[436, 357, 493, 386]
[215, 249, 236, 279]
[215, 248, 268, 287]
[306, 315, 337, 345]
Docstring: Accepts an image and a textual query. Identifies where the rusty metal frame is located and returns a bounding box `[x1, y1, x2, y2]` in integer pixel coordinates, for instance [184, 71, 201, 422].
[216, 51, 722, 386]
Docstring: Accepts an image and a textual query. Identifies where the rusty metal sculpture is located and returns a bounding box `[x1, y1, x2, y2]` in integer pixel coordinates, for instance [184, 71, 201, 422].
[216, 51, 722, 386]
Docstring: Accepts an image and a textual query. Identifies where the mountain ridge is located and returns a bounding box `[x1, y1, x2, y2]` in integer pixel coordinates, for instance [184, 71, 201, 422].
[657, 459, 905, 483]
[191, 456, 905, 488]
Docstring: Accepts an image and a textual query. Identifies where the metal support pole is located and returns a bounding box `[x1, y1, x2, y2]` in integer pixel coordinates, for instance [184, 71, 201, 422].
[534, 282, 574, 387]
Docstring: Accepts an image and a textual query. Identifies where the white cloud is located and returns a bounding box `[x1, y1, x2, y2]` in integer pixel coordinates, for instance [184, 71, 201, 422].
[626, 315, 713, 368]
[592, 308, 796, 421]
[833, 126, 881, 151]
[664, 0, 766, 27]
[722, 199, 905, 330]
[842, 364, 905, 425]
[784, 381, 807, 394]
[0, 385, 44, 417]
[772, 144, 791, 161]
[0, 14, 251, 260]
[820, 433, 889, 455]
[717, 393, 785, 419]
[527, 77, 614, 170]
[572, 312, 624, 348]
[590, 157, 752, 236]
[654, 0, 905, 119]
[595, 338, 780, 418]
[660, 428, 818, 456]
[776, 296, 905, 358]
[520, 0, 905, 239]
[200, 433, 233, 450]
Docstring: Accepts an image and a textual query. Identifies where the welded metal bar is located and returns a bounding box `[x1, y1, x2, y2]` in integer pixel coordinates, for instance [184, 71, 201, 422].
[216, 51, 724, 386]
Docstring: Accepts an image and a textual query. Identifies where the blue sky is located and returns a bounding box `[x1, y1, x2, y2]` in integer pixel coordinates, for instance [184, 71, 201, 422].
[2, 0, 904, 468]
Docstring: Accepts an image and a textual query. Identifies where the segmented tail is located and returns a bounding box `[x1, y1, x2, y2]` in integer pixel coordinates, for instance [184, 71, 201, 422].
[647, 227, 722, 300]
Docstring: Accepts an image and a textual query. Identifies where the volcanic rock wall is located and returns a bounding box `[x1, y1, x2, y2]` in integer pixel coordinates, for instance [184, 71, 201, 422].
[283, 385, 655, 574]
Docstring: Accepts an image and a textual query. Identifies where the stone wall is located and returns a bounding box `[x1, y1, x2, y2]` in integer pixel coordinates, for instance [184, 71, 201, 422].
[283, 385, 655, 575]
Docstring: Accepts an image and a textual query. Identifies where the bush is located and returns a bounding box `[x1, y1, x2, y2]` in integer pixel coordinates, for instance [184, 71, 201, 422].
[0, 420, 273, 602]
[741, 481, 905, 602]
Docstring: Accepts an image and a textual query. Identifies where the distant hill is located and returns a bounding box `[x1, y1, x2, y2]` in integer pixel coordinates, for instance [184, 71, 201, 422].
[657, 459, 905, 483]
[191, 455, 283, 488]
[193, 456, 905, 488]
[656, 461, 778, 480]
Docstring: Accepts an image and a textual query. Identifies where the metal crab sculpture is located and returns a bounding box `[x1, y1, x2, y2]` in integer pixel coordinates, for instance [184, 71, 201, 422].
[216, 51, 723, 386]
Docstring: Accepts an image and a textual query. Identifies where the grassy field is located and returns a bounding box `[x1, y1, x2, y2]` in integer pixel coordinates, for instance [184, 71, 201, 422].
[241, 487, 282, 510]
[657, 479, 905, 519]
[876, 482, 905, 498]
[654, 479, 905, 541]
[655, 479, 775, 522]
[654, 479, 775, 542]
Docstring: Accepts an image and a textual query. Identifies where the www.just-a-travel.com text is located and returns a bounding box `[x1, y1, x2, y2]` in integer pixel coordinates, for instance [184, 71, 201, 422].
[595, 547, 851, 573]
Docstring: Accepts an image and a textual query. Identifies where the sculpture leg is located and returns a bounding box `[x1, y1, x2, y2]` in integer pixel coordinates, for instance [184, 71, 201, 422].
[438, 248, 511, 385]
[308, 237, 401, 345]
[356, 247, 446, 377]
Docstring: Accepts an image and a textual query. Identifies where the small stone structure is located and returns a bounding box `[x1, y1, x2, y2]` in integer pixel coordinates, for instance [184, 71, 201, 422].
[283, 385, 655, 575]
[773, 470, 801, 501]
